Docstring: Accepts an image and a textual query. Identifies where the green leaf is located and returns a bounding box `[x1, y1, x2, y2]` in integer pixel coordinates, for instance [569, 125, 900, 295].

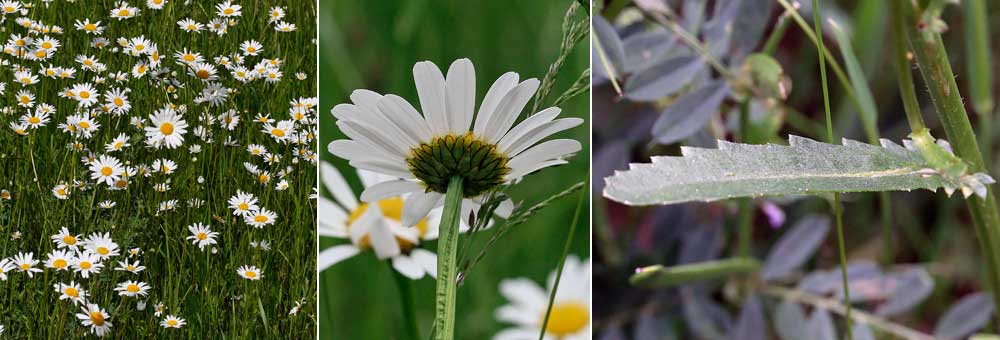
[604, 135, 994, 205]
[630, 257, 761, 288]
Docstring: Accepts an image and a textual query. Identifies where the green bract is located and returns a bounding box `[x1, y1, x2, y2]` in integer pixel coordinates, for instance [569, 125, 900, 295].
[405, 134, 510, 198]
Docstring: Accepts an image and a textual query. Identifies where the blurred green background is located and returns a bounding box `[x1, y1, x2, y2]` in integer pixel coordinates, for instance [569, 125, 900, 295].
[319, 0, 590, 339]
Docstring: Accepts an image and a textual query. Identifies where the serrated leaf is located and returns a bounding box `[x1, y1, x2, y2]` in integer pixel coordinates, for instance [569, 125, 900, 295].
[774, 301, 809, 340]
[934, 292, 996, 339]
[625, 56, 704, 102]
[604, 136, 950, 205]
[761, 215, 831, 281]
[651, 80, 729, 145]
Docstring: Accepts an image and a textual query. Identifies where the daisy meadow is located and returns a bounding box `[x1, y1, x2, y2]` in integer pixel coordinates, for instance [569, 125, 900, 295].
[0, 0, 316, 337]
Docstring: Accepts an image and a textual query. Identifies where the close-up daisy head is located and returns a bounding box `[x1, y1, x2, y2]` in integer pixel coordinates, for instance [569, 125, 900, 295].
[76, 303, 112, 337]
[494, 256, 591, 340]
[328, 58, 581, 225]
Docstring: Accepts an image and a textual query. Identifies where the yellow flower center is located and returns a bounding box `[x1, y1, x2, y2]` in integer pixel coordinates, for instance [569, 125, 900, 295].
[57, 188, 67, 196]
[258, 174, 269, 183]
[134, 44, 144, 51]
[345, 197, 428, 250]
[160, 122, 174, 135]
[101, 166, 113, 176]
[197, 232, 207, 240]
[41, 42, 52, 49]
[167, 319, 178, 326]
[271, 128, 285, 137]
[78, 121, 90, 129]
[79, 91, 90, 99]
[97, 247, 109, 255]
[254, 215, 268, 223]
[28, 116, 40, 124]
[84, 23, 96, 31]
[19, 263, 30, 270]
[4, 6, 14, 13]
[543, 302, 589, 337]
[90, 311, 105, 326]
[114, 98, 124, 106]
[126, 284, 140, 293]
[65, 287, 78, 297]
[53, 259, 67, 268]
[196, 69, 210, 79]
[19, 96, 29, 104]
[118, 9, 129, 16]
[245, 271, 257, 278]
[223, 8, 234, 15]
[238, 202, 248, 210]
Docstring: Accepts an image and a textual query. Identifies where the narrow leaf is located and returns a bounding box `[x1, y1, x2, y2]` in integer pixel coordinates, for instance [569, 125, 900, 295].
[728, 295, 766, 340]
[934, 292, 996, 339]
[876, 266, 935, 316]
[593, 15, 625, 79]
[624, 56, 704, 102]
[630, 258, 760, 288]
[604, 136, 952, 205]
[651, 80, 728, 145]
[761, 215, 831, 281]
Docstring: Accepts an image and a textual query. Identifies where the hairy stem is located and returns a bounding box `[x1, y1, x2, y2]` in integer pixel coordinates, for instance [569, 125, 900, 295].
[896, 0, 1000, 326]
[434, 177, 464, 340]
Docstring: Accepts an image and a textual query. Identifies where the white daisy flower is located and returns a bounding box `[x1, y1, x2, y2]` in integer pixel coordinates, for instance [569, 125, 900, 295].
[244, 208, 277, 228]
[236, 265, 261, 280]
[115, 259, 146, 274]
[52, 227, 81, 249]
[114, 280, 151, 297]
[72, 252, 104, 279]
[89, 155, 125, 186]
[75, 304, 112, 337]
[493, 256, 591, 340]
[44, 249, 73, 271]
[83, 232, 120, 259]
[227, 190, 258, 216]
[185, 223, 219, 250]
[160, 315, 186, 328]
[328, 58, 581, 226]
[144, 104, 188, 149]
[13, 252, 42, 277]
[0, 258, 14, 281]
[55, 281, 89, 305]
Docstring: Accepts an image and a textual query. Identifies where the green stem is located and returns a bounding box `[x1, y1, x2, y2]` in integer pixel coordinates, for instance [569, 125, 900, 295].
[896, 0, 1000, 326]
[762, 14, 791, 56]
[963, 0, 994, 167]
[434, 177, 464, 340]
[813, 1, 853, 338]
[394, 270, 419, 340]
[537, 181, 586, 340]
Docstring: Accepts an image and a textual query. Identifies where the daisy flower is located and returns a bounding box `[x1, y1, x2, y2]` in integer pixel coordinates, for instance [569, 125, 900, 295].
[144, 104, 187, 149]
[319, 164, 486, 279]
[76, 304, 112, 337]
[274, 21, 296, 32]
[104, 88, 131, 114]
[114, 280, 151, 297]
[216, 1, 241, 17]
[105, 133, 131, 152]
[0, 258, 14, 280]
[494, 256, 591, 340]
[160, 315, 186, 329]
[329, 58, 581, 225]
[240, 39, 262, 56]
[177, 18, 202, 32]
[52, 184, 70, 199]
[71, 83, 99, 107]
[83, 232, 120, 259]
[13, 252, 42, 277]
[72, 252, 104, 278]
[98, 200, 117, 209]
[89, 155, 125, 186]
[74, 19, 104, 34]
[186, 223, 219, 250]
[115, 259, 146, 274]
[110, 3, 139, 20]
[236, 265, 261, 280]
[52, 227, 81, 249]
[227, 190, 258, 216]
[147, 0, 167, 10]
[0, 1, 20, 15]
[44, 249, 73, 271]
[244, 208, 277, 228]
[55, 281, 89, 305]
[262, 120, 293, 142]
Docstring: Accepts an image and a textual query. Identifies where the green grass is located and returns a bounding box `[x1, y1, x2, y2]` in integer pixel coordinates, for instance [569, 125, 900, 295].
[319, 0, 590, 339]
[0, 0, 317, 338]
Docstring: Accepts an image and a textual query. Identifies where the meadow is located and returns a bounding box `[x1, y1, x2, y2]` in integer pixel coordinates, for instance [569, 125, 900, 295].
[319, 0, 590, 339]
[0, 0, 317, 338]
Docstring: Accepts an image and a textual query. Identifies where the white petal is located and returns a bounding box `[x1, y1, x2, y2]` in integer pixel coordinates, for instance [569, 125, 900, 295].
[350, 160, 414, 179]
[378, 94, 433, 142]
[350, 89, 384, 113]
[348, 207, 378, 243]
[494, 198, 514, 219]
[501, 117, 583, 157]
[402, 191, 443, 227]
[474, 72, 519, 137]
[410, 248, 438, 278]
[507, 159, 567, 180]
[369, 218, 401, 259]
[446, 58, 475, 134]
[359, 180, 424, 202]
[392, 255, 425, 279]
[320, 162, 357, 210]
[499, 278, 548, 313]
[497, 107, 560, 152]
[413, 61, 449, 135]
[507, 139, 580, 177]
[328, 139, 393, 164]
[317, 197, 347, 237]
[318, 245, 360, 271]
[338, 120, 409, 159]
[492, 327, 541, 340]
[483, 79, 540, 143]
[357, 169, 398, 189]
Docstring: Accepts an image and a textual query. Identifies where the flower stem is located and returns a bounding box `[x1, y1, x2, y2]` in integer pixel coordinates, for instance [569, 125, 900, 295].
[434, 176, 463, 340]
[895, 0, 1000, 326]
[393, 270, 419, 340]
[813, 0, 853, 338]
[537, 180, 586, 340]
